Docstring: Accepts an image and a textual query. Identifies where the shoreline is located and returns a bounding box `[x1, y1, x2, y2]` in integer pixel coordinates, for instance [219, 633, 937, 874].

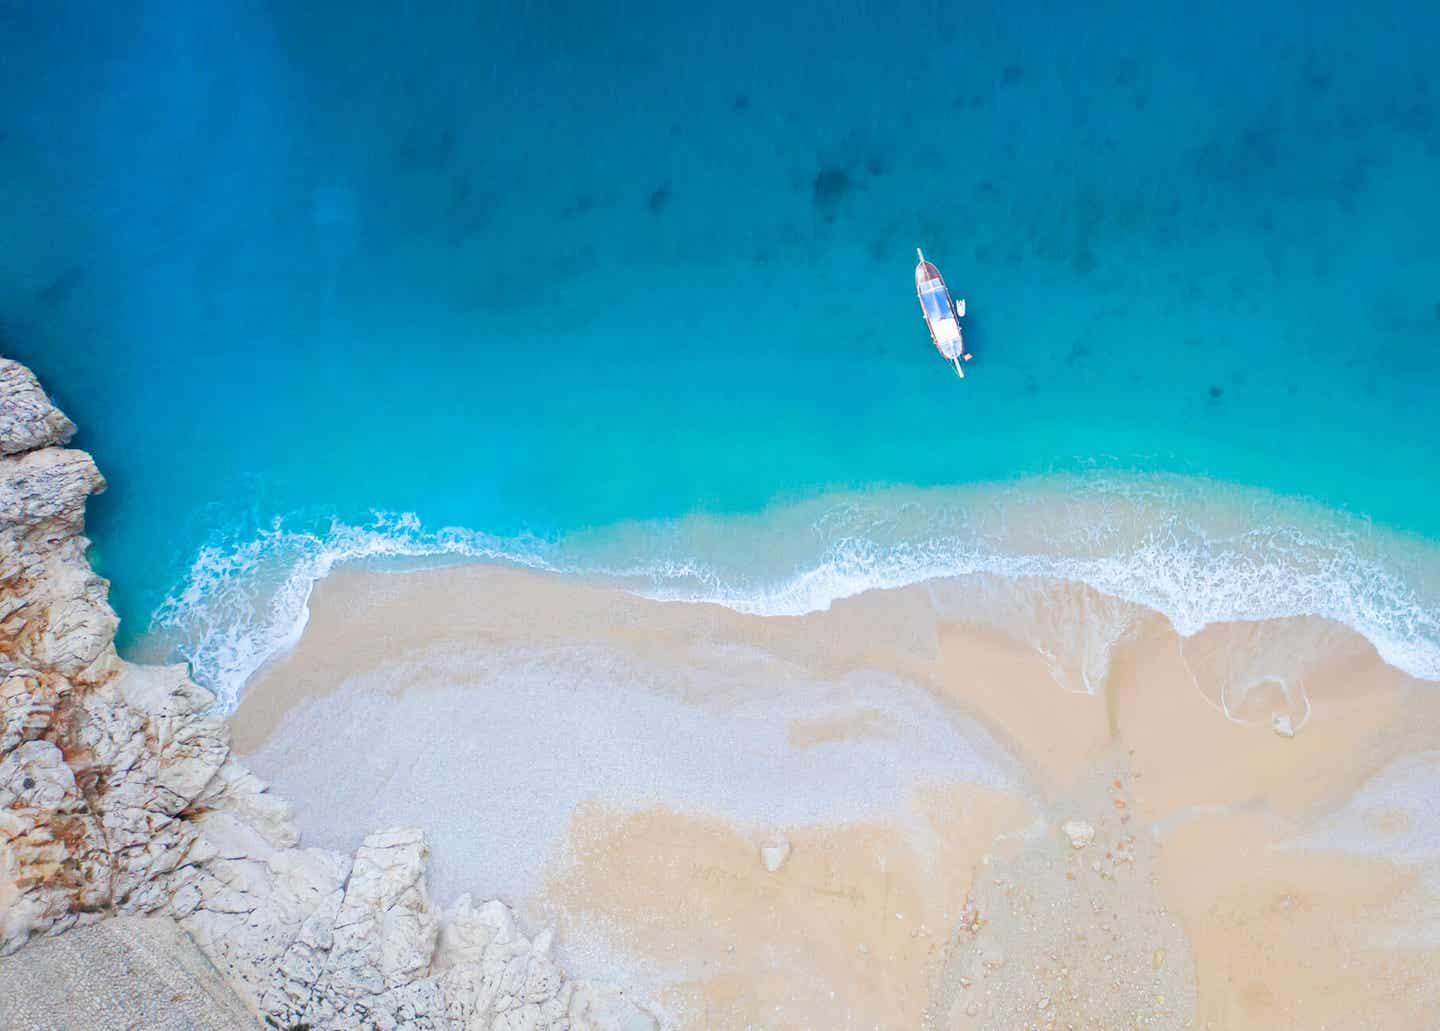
[231, 561, 1440, 1027]
[151, 473, 1440, 714]
[1, 358, 661, 1029]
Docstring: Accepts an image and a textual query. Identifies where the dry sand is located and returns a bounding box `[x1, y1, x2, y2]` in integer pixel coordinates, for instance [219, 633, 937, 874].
[229, 564, 1440, 1029]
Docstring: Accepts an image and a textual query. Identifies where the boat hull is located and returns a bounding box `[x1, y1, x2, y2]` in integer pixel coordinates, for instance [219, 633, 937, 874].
[914, 253, 966, 365]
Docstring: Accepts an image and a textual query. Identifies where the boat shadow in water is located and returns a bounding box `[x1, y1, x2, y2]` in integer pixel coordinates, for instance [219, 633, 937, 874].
[959, 309, 986, 367]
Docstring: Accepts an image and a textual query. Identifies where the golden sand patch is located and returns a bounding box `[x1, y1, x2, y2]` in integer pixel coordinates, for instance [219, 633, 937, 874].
[1158, 813, 1440, 1029]
[785, 707, 904, 748]
[536, 786, 1034, 1031]
[229, 563, 1440, 1028]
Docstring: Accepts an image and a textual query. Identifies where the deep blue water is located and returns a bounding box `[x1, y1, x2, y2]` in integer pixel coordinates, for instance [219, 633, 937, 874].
[3, 1, 1439, 701]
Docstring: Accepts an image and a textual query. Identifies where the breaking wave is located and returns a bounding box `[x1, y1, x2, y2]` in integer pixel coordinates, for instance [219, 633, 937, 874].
[148, 514, 556, 709]
[149, 474, 1440, 710]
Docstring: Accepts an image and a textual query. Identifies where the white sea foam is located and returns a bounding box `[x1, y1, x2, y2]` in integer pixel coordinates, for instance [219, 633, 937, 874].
[149, 474, 1440, 710]
[148, 513, 556, 709]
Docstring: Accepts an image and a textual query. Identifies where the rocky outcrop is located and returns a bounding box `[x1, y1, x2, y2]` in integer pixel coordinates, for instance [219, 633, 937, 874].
[0, 361, 76, 456]
[0, 358, 655, 1030]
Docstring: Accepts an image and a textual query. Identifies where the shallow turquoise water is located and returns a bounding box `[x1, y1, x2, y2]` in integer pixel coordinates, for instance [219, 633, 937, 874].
[3, 1, 1439, 701]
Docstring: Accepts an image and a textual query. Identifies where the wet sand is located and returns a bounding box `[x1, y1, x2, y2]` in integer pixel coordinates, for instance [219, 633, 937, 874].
[229, 564, 1440, 1029]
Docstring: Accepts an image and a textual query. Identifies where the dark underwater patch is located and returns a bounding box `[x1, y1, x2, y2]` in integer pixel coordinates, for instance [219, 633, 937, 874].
[812, 167, 851, 212]
[1196, 123, 1278, 184]
[396, 126, 456, 169]
[647, 184, 671, 212]
[38, 265, 85, 307]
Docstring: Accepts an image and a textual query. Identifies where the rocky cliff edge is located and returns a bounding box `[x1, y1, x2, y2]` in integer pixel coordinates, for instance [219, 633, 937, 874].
[0, 358, 656, 1031]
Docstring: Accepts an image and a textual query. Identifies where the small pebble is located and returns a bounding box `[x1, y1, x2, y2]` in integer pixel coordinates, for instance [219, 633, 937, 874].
[1062, 819, 1096, 850]
[760, 837, 791, 872]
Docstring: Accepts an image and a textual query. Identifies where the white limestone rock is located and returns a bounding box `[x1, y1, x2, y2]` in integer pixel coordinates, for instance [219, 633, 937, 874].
[570, 982, 660, 1031]
[200, 761, 298, 849]
[321, 826, 439, 1000]
[1062, 819, 1096, 850]
[176, 810, 351, 1015]
[0, 738, 111, 953]
[0, 359, 76, 455]
[0, 447, 114, 682]
[0, 447, 101, 531]
[436, 894, 516, 970]
[113, 664, 230, 808]
[0, 672, 56, 755]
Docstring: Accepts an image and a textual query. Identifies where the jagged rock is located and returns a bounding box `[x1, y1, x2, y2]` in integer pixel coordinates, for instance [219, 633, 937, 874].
[196, 762, 298, 850]
[0, 358, 659, 1028]
[179, 809, 351, 1015]
[1, 671, 54, 755]
[0, 447, 115, 682]
[0, 448, 99, 531]
[0, 736, 111, 952]
[436, 893, 513, 969]
[0, 359, 75, 455]
[313, 827, 439, 1006]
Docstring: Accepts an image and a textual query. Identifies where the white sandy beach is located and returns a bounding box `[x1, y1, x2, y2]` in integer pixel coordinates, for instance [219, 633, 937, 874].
[230, 564, 1440, 1029]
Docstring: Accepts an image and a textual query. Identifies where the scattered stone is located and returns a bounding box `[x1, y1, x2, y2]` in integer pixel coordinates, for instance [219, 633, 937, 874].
[1062, 819, 1096, 850]
[1272, 713, 1296, 738]
[760, 837, 791, 873]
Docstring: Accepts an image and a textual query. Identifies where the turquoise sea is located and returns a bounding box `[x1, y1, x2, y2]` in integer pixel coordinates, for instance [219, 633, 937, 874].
[3, 1, 1439, 706]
